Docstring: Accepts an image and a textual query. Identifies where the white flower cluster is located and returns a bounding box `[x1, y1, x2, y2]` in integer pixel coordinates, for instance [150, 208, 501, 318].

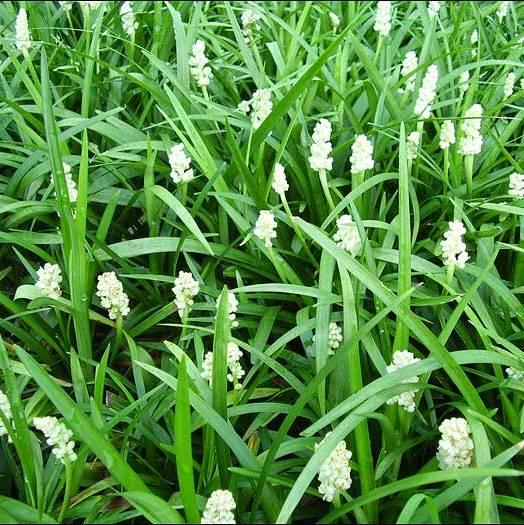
[79, 1, 104, 8]
[172, 271, 199, 317]
[15, 8, 31, 53]
[440, 221, 469, 269]
[458, 104, 483, 156]
[386, 350, 420, 412]
[168, 143, 194, 184]
[201, 342, 245, 390]
[439, 121, 456, 150]
[470, 30, 478, 57]
[250, 88, 273, 129]
[56, 162, 78, 203]
[329, 12, 340, 30]
[272, 163, 289, 197]
[120, 1, 138, 37]
[201, 489, 236, 524]
[309, 119, 333, 172]
[503, 71, 516, 98]
[216, 291, 239, 328]
[459, 71, 470, 94]
[350, 134, 374, 175]
[400, 51, 418, 93]
[33, 416, 77, 464]
[414, 65, 439, 118]
[238, 89, 273, 129]
[333, 214, 361, 256]
[327, 322, 343, 353]
[316, 433, 352, 502]
[254, 210, 277, 248]
[58, 1, 73, 11]
[96, 272, 130, 319]
[428, 1, 441, 18]
[241, 9, 261, 43]
[0, 391, 13, 440]
[374, 1, 392, 37]
[36, 263, 63, 299]
[506, 367, 524, 381]
[312, 321, 344, 355]
[509, 172, 524, 198]
[406, 131, 420, 160]
[189, 40, 212, 87]
[497, 1, 510, 21]
[436, 417, 474, 470]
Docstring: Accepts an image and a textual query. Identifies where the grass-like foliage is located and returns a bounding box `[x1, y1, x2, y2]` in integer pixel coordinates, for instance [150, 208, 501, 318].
[0, 1, 524, 523]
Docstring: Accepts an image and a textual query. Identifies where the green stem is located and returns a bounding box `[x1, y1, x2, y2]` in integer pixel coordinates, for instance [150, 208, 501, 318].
[443, 148, 449, 190]
[351, 170, 365, 217]
[113, 314, 123, 355]
[180, 309, 189, 350]
[446, 264, 455, 287]
[57, 462, 73, 523]
[465, 154, 474, 197]
[319, 169, 335, 211]
[374, 36, 383, 65]
[245, 127, 254, 165]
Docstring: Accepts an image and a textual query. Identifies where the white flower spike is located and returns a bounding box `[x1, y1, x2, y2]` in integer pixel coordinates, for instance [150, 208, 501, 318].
[506, 367, 524, 381]
[333, 215, 361, 256]
[15, 8, 31, 53]
[350, 135, 374, 174]
[439, 121, 456, 150]
[327, 322, 343, 353]
[241, 9, 261, 43]
[201, 342, 245, 390]
[120, 1, 138, 37]
[406, 131, 420, 160]
[189, 40, 212, 87]
[386, 350, 420, 412]
[329, 12, 340, 30]
[428, 1, 441, 18]
[374, 1, 392, 37]
[254, 210, 277, 248]
[436, 417, 474, 470]
[33, 416, 77, 464]
[309, 119, 333, 173]
[458, 104, 483, 156]
[172, 271, 199, 318]
[316, 433, 353, 502]
[0, 391, 13, 440]
[440, 221, 469, 269]
[503, 71, 516, 98]
[497, 1, 510, 22]
[272, 163, 289, 197]
[36, 263, 63, 299]
[414, 65, 439, 118]
[509, 172, 524, 199]
[96, 272, 130, 319]
[168, 143, 194, 184]
[250, 88, 272, 129]
[201, 489, 236, 524]
[400, 51, 418, 93]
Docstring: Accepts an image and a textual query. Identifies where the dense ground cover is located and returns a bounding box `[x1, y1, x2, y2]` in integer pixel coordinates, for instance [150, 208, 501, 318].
[0, 1, 523, 523]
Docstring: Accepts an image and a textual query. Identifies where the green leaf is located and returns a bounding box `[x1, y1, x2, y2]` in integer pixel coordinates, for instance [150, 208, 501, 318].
[14, 346, 184, 524]
[174, 357, 200, 524]
[149, 185, 214, 256]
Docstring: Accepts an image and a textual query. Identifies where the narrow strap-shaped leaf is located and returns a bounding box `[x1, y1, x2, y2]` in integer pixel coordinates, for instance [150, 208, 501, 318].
[149, 185, 214, 256]
[212, 286, 232, 487]
[174, 357, 200, 524]
[14, 346, 184, 524]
